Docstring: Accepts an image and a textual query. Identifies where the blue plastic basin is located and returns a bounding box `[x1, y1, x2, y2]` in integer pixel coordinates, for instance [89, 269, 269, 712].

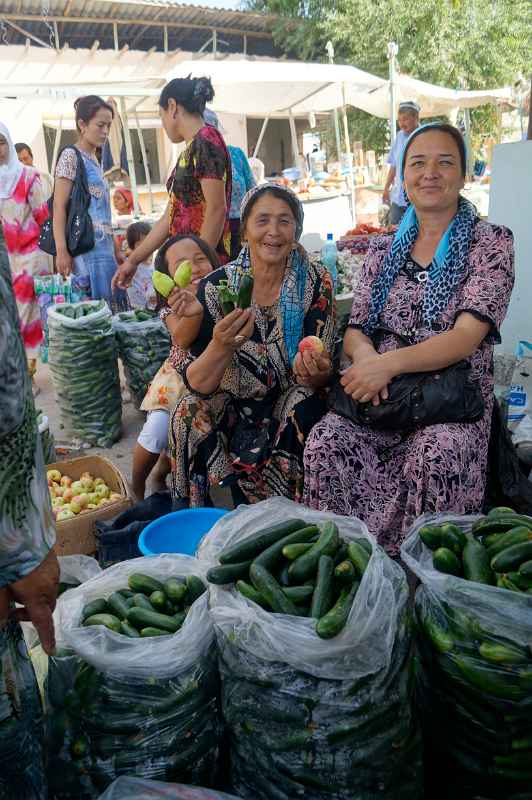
[138, 507, 229, 556]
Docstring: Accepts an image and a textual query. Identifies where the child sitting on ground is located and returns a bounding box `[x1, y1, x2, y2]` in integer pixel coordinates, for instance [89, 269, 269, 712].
[125, 221, 157, 310]
[132, 234, 219, 500]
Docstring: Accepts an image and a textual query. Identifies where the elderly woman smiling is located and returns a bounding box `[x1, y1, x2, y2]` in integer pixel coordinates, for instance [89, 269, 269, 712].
[170, 184, 335, 507]
[304, 123, 514, 555]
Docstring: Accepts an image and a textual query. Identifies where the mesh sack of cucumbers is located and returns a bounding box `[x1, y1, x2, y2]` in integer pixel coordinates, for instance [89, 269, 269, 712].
[112, 310, 170, 409]
[47, 301, 121, 447]
[199, 497, 422, 800]
[401, 510, 532, 800]
[45, 554, 220, 799]
[96, 775, 241, 800]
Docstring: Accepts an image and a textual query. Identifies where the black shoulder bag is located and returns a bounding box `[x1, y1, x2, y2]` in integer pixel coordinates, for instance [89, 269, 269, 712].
[328, 327, 485, 431]
[38, 146, 94, 257]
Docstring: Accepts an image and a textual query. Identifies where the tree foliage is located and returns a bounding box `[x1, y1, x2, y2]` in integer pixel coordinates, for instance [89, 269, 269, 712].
[247, 0, 532, 153]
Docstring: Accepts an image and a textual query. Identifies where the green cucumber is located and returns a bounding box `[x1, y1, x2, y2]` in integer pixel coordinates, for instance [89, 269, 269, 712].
[472, 515, 532, 536]
[249, 563, 300, 615]
[219, 519, 308, 564]
[352, 536, 372, 555]
[433, 547, 462, 576]
[462, 533, 493, 585]
[487, 527, 532, 558]
[419, 524, 443, 551]
[316, 581, 359, 639]
[132, 593, 154, 611]
[185, 575, 206, 602]
[452, 654, 524, 700]
[347, 541, 370, 576]
[491, 541, 532, 573]
[277, 563, 291, 586]
[283, 585, 314, 602]
[310, 554, 335, 619]
[479, 641, 528, 665]
[288, 522, 339, 583]
[81, 598, 108, 621]
[440, 523, 467, 555]
[519, 559, 532, 578]
[488, 506, 516, 517]
[149, 591, 168, 612]
[164, 578, 188, 604]
[173, 611, 187, 629]
[118, 589, 134, 599]
[83, 613, 122, 633]
[207, 560, 252, 585]
[253, 525, 319, 570]
[236, 580, 270, 608]
[507, 570, 532, 590]
[497, 574, 521, 592]
[334, 559, 357, 585]
[421, 616, 454, 653]
[120, 621, 141, 638]
[128, 573, 164, 595]
[127, 607, 180, 633]
[282, 542, 313, 560]
[333, 543, 349, 565]
[237, 273, 254, 309]
[107, 592, 131, 620]
[140, 627, 169, 637]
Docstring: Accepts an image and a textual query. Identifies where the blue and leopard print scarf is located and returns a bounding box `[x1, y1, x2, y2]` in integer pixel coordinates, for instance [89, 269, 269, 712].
[363, 195, 478, 336]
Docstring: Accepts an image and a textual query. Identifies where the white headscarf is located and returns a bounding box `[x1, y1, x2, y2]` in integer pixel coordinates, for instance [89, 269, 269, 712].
[0, 122, 24, 200]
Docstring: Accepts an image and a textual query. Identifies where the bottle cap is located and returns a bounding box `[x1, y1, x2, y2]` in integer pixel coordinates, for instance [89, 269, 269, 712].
[327, 233, 334, 240]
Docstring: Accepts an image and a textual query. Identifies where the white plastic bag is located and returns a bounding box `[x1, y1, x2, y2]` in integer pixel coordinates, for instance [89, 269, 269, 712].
[401, 513, 532, 800]
[46, 555, 220, 799]
[112, 311, 170, 409]
[199, 498, 422, 800]
[97, 776, 240, 800]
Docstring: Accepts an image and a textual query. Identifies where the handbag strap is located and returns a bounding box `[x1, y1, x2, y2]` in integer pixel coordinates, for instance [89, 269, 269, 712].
[370, 325, 413, 349]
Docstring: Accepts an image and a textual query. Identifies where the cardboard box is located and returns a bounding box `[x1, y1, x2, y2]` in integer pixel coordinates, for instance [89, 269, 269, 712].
[48, 455, 133, 557]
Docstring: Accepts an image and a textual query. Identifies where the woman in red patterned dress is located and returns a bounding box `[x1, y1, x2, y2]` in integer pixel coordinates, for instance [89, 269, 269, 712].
[112, 75, 231, 291]
[0, 122, 49, 381]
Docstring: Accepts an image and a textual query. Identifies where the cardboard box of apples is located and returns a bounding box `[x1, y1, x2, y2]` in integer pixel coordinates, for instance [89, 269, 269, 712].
[48, 455, 132, 557]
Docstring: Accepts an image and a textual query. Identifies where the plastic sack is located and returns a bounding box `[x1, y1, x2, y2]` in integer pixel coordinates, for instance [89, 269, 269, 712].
[199, 497, 422, 800]
[97, 776, 240, 800]
[401, 513, 532, 800]
[37, 410, 56, 463]
[48, 300, 122, 447]
[45, 555, 220, 799]
[112, 310, 170, 409]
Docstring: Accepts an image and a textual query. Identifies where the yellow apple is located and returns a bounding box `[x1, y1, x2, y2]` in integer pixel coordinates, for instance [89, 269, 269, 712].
[68, 501, 82, 515]
[80, 471, 94, 482]
[71, 480, 84, 494]
[62, 488, 74, 503]
[94, 484, 110, 500]
[80, 478, 94, 492]
[47, 469, 62, 483]
[52, 497, 65, 507]
[87, 503, 98, 510]
[57, 509, 76, 521]
[94, 477, 105, 487]
[109, 492, 122, 502]
[60, 475, 73, 488]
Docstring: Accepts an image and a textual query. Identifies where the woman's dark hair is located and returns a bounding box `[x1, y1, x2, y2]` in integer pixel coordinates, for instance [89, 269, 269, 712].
[158, 76, 215, 115]
[154, 234, 219, 308]
[74, 95, 114, 132]
[240, 185, 300, 238]
[15, 142, 33, 158]
[401, 123, 467, 178]
[126, 221, 151, 250]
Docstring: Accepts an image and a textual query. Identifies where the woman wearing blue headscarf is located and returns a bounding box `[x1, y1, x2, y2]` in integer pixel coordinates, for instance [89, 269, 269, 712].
[169, 183, 335, 506]
[304, 123, 514, 555]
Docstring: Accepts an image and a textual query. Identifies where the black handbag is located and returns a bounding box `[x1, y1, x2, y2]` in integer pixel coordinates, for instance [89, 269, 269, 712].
[328, 328, 485, 431]
[38, 146, 94, 257]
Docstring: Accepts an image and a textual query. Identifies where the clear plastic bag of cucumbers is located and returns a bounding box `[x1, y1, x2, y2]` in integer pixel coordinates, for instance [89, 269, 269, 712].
[45, 555, 220, 799]
[96, 775, 241, 799]
[112, 310, 170, 409]
[199, 497, 422, 800]
[47, 301, 122, 447]
[402, 512, 532, 800]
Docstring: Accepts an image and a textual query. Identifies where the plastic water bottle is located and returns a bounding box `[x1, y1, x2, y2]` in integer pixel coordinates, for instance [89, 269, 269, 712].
[321, 233, 338, 290]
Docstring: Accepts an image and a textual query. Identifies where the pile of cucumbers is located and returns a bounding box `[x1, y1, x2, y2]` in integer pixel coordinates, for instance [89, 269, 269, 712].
[206, 518, 371, 638]
[420, 507, 532, 592]
[112, 311, 170, 409]
[81, 572, 206, 638]
[48, 301, 122, 447]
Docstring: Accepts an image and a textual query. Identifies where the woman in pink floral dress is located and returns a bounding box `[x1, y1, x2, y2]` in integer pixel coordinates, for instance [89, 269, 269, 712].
[303, 124, 514, 555]
[0, 123, 49, 375]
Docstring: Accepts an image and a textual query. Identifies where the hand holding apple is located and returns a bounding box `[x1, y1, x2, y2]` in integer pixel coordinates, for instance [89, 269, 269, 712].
[293, 336, 332, 388]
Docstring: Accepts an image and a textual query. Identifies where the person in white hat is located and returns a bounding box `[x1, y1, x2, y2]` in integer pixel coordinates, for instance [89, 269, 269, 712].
[383, 101, 420, 224]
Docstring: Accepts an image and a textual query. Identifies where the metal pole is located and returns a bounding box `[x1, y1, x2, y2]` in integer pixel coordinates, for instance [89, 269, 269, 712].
[253, 116, 269, 158]
[134, 111, 153, 213]
[387, 41, 399, 146]
[51, 115, 63, 173]
[342, 84, 356, 226]
[463, 108, 473, 178]
[326, 41, 342, 161]
[288, 108, 299, 164]
[528, 74, 532, 140]
[119, 97, 140, 214]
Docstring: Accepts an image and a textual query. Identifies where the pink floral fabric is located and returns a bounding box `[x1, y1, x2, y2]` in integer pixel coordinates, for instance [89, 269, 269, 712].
[0, 167, 50, 356]
[303, 221, 515, 555]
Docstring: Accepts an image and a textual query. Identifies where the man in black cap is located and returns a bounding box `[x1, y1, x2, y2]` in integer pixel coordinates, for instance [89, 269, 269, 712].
[383, 101, 420, 224]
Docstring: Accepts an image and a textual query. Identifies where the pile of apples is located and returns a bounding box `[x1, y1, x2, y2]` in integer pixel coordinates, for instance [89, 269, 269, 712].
[47, 469, 122, 522]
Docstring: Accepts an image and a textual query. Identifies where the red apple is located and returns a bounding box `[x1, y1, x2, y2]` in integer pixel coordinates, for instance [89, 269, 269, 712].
[298, 335, 324, 355]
